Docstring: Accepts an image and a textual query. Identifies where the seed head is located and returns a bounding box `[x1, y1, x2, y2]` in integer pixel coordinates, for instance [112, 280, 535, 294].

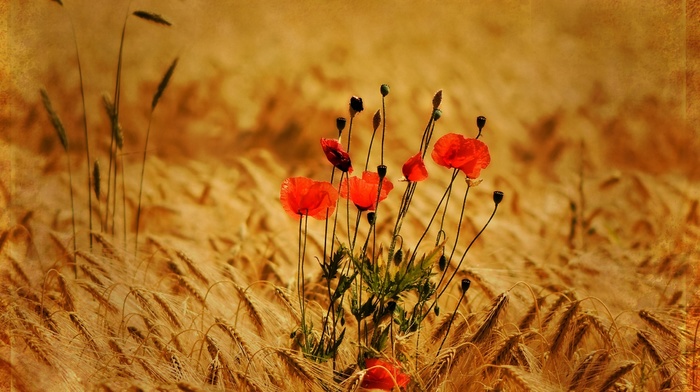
[377, 165, 387, 179]
[476, 116, 486, 130]
[461, 279, 471, 293]
[493, 191, 504, 205]
[336, 117, 347, 135]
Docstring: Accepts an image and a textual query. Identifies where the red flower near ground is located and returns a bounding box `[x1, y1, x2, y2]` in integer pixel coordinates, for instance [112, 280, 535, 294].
[361, 358, 410, 390]
[401, 152, 428, 182]
[321, 138, 353, 173]
[340, 171, 394, 211]
[280, 177, 338, 220]
[431, 133, 491, 178]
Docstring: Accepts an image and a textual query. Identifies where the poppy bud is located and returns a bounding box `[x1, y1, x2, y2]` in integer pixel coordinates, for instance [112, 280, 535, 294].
[433, 109, 442, 121]
[349, 96, 364, 115]
[336, 117, 347, 134]
[493, 191, 504, 205]
[461, 279, 471, 293]
[438, 255, 447, 271]
[373, 110, 381, 131]
[367, 212, 376, 225]
[432, 89, 443, 110]
[386, 301, 396, 313]
[380, 84, 390, 97]
[476, 116, 486, 130]
[393, 249, 403, 266]
[434, 305, 440, 316]
[377, 165, 388, 180]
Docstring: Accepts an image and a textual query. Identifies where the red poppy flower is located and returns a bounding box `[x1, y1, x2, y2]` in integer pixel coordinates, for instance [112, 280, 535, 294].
[340, 171, 394, 211]
[361, 358, 410, 390]
[280, 177, 338, 220]
[431, 133, 491, 178]
[401, 152, 428, 182]
[321, 138, 353, 173]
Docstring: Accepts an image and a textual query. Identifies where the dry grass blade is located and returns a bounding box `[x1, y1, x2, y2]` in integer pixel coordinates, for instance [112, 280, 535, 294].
[133, 10, 172, 26]
[152, 58, 178, 110]
[39, 88, 67, 151]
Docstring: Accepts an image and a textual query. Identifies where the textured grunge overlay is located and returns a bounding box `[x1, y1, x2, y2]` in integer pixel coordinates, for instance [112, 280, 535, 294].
[1, 1, 698, 391]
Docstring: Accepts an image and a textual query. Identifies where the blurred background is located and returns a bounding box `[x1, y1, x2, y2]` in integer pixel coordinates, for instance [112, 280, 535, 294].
[2, 1, 697, 316]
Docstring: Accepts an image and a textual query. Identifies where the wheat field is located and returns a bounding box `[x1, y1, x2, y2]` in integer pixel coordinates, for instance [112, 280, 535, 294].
[1, 1, 698, 391]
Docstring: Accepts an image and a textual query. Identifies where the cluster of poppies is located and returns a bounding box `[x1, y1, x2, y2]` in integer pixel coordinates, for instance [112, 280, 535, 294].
[279, 92, 492, 390]
[280, 133, 490, 220]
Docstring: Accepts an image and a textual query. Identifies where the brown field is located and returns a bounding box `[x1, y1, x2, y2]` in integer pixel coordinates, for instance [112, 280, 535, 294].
[1, 1, 698, 391]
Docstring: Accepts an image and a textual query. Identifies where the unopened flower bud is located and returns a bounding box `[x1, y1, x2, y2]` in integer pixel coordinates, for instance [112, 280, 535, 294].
[386, 301, 396, 313]
[477, 116, 486, 130]
[433, 109, 442, 121]
[434, 305, 440, 316]
[393, 249, 403, 266]
[367, 212, 376, 225]
[380, 84, 390, 97]
[377, 165, 387, 179]
[336, 117, 347, 135]
[373, 110, 381, 131]
[349, 96, 364, 116]
[438, 255, 447, 271]
[461, 278, 471, 293]
[432, 89, 443, 110]
[493, 191, 504, 205]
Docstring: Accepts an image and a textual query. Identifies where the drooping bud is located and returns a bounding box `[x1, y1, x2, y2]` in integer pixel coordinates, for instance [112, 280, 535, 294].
[380, 84, 390, 97]
[493, 191, 504, 206]
[432, 89, 443, 110]
[461, 279, 471, 293]
[373, 110, 381, 131]
[349, 96, 364, 116]
[433, 109, 442, 121]
[386, 301, 396, 313]
[438, 255, 447, 271]
[434, 305, 440, 316]
[336, 117, 347, 135]
[393, 249, 403, 266]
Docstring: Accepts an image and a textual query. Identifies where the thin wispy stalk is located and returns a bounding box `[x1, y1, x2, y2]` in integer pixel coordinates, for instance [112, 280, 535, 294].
[40, 88, 77, 277]
[135, 58, 178, 254]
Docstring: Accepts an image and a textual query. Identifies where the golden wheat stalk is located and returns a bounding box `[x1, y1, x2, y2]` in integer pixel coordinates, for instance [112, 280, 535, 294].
[471, 292, 509, 345]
